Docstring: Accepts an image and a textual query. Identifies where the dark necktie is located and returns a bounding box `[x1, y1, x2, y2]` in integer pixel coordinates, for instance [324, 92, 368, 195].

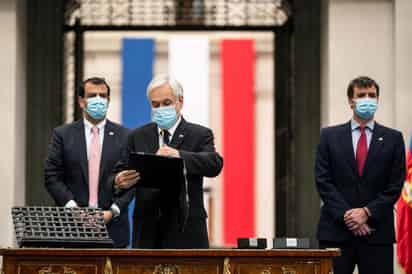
[356, 126, 368, 176]
[162, 130, 170, 146]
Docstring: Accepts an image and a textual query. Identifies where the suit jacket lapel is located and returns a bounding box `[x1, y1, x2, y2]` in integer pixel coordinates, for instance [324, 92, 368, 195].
[341, 121, 358, 177]
[75, 120, 89, 185]
[362, 123, 384, 177]
[170, 118, 186, 149]
[99, 120, 115, 183]
[144, 118, 185, 153]
[145, 123, 159, 153]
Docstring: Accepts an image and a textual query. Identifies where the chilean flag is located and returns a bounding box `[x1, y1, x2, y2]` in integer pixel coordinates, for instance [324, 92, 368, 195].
[118, 36, 274, 246]
[396, 137, 412, 274]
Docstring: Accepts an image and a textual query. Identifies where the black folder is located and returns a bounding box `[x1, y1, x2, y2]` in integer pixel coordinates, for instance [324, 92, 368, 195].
[128, 152, 185, 189]
[128, 152, 189, 233]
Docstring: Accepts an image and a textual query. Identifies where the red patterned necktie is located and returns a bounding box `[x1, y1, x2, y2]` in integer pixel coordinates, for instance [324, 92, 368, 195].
[88, 126, 100, 207]
[356, 126, 368, 176]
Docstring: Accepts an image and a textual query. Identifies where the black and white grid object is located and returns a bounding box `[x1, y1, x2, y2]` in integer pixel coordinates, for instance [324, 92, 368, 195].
[12, 206, 113, 248]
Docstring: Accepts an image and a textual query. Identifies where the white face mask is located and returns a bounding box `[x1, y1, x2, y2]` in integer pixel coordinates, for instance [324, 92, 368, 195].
[151, 105, 177, 129]
[85, 96, 108, 120]
[354, 98, 378, 120]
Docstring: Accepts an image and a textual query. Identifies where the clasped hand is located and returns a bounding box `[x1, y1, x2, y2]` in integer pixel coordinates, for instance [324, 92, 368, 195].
[156, 145, 180, 158]
[344, 208, 372, 236]
[115, 169, 140, 190]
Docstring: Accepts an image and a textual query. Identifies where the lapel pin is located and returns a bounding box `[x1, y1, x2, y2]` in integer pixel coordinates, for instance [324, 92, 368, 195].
[109, 131, 114, 136]
[378, 137, 383, 141]
[179, 134, 184, 138]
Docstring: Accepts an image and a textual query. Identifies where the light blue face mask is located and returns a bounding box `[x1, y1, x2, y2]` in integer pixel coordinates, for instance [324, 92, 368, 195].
[152, 105, 177, 129]
[354, 98, 378, 120]
[85, 96, 108, 120]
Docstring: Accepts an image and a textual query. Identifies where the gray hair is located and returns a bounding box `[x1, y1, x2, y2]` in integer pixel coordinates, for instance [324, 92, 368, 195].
[146, 74, 184, 98]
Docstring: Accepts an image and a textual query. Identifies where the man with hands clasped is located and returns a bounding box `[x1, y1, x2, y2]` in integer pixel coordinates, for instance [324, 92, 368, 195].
[113, 74, 223, 248]
[45, 77, 130, 247]
[315, 76, 405, 274]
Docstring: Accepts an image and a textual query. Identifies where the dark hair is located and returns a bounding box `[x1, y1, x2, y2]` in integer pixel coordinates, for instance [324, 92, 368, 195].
[78, 77, 111, 98]
[347, 76, 380, 98]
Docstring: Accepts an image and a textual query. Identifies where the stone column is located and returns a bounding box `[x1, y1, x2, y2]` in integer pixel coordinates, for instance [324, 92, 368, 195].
[0, 0, 26, 247]
[394, 0, 412, 140]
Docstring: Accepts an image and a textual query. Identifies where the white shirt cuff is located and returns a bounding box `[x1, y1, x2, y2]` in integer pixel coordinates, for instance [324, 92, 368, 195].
[110, 203, 121, 217]
[65, 200, 78, 208]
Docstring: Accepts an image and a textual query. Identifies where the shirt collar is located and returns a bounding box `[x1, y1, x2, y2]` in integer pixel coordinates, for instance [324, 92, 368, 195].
[158, 114, 182, 138]
[351, 119, 375, 131]
[84, 117, 106, 133]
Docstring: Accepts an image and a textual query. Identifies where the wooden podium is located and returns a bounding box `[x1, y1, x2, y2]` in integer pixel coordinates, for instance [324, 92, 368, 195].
[0, 248, 339, 274]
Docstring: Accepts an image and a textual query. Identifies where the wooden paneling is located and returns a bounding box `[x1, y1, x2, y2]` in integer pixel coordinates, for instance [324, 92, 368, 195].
[17, 264, 98, 274]
[0, 248, 340, 257]
[230, 260, 320, 274]
[116, 263, 220, 274]
[0, 248, 338, 274]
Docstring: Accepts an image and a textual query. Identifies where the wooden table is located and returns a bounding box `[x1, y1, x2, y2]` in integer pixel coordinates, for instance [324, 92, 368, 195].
[0, 248, 340, 274]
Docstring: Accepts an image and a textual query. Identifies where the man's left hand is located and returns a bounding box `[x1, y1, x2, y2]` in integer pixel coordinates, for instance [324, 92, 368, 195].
[352, 223, 373, 236]
[344, 208, 368, 230]
[103, 210, 113, 224]
[156, 145, 180, 158]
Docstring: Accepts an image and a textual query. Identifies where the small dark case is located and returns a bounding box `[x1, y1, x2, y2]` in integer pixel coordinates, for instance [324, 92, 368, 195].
[273, 238, 310, 249]
[237, 238, 267, 249]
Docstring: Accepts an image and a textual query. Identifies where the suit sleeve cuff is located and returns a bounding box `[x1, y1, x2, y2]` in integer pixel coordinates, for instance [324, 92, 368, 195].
[363, 207, 371, 217]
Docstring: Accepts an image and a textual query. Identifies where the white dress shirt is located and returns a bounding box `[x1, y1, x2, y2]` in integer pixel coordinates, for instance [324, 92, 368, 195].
[158, 115, 182, 147]
[351, 119, 375, 157]
[84, 118, 106, 158]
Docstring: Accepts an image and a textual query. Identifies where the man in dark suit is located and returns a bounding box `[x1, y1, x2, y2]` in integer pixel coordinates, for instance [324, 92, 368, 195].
[113, 74, 223, 248]
[45, 77, 130, 247]
[315, 76, 406, 274]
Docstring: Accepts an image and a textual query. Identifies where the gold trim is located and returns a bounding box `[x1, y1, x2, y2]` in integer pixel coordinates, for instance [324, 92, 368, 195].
[163, 264, 179, 274]
[63, 267, 76, 274]
[153, 264, 163, 274]
[223, 257, 231, 274]
[104, 257, 113, 274]
[281, 266, 296, 274]
[152, 264, 179, 274]
[38, 266, 77, 274]
[38, 267, 55, 274]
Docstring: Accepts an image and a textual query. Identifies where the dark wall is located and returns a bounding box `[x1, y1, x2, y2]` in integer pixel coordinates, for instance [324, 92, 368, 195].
[292, 0, 321, 239]
[275, 0, 321, 241]
[275, 21, 293, 237]
[26, 0, 65, 205]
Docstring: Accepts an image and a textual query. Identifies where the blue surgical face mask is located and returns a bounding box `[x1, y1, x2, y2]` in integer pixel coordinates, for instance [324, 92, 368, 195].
[85, 96, 108, 120]
[354, 98, 378, 120]
[152, 105, 178, 129]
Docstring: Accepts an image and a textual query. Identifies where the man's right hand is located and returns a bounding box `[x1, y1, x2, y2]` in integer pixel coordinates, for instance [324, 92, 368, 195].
[115, 170, 140, 189]
[344, 208, 368, 230]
